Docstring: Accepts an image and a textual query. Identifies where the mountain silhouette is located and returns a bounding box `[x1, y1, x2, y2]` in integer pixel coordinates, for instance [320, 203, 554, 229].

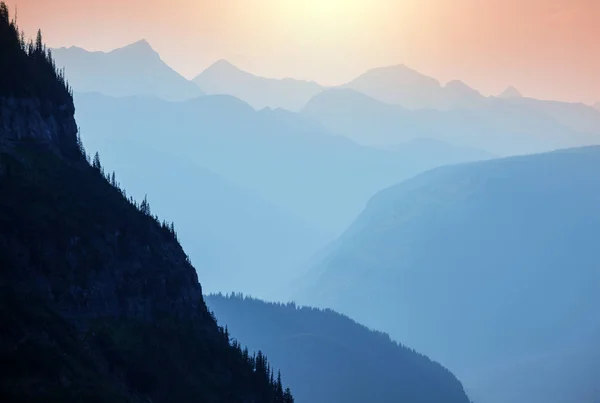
[194, 59, 323, 111]
[340, 64, 485, 110]
[52, 40, 203, 101]
[298, 146, 600, 403]
[303, 88, 595, 155]
[207, 293, 472, 403]
[498, 86, 523, 99]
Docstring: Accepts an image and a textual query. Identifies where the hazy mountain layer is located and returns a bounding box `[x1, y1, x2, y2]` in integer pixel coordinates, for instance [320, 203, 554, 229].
[194, 59, 323, 111]
[207, 294, 472, 403]
[299, 146, 600, 403]
[303, 88, 599, 155]
[74, 92, 494, 236]
[53, 40, 203, 101]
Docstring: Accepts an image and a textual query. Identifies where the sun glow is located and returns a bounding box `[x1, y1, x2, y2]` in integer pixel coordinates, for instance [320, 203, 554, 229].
[276, 0, 368, 26]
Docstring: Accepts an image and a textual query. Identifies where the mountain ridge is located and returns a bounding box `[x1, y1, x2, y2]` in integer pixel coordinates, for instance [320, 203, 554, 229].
[52, 39, 203, 101]
[207, 293, 473, 403]
[193, 59, 323, 111]
[298, 145, 600, 403]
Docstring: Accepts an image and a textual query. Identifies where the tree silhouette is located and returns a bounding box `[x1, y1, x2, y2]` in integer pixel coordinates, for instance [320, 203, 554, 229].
[92, 152, 102, 171]
[140, 194, 151, 216]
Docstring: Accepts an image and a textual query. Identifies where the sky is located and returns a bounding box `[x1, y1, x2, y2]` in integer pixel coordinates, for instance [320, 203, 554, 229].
[4, 0, 600, 104]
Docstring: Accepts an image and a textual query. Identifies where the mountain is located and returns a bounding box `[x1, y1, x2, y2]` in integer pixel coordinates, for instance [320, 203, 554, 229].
[498, 86, 522, 99]
[0, 8, 292, 402]
[341, 64, 486, 110]
[501, 97, 600, 136]
[303, 88, 596, 155]
[52, 40, 203, 101]
[206, 294, 472, 403]
[193, 60, 323, 111]
[298, 146, 600, 403]
[74, 95, 326, 300]
[594, 102, 600, 111]
[74, 92, 493, 260]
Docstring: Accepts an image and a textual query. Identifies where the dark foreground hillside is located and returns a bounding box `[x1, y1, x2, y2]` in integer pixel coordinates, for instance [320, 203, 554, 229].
[207, 294, 472, 403]
[0, 5, 291, 402]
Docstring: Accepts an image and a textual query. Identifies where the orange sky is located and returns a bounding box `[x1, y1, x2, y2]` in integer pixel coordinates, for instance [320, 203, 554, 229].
[4, 0, 600, 103]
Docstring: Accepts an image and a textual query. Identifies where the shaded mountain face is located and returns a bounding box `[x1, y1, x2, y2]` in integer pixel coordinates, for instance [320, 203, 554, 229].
[298, 146, 600, 403]
[52, 40, 203, 101]
[206, 294, 472, 403]
[594, 102, 600, 111]
[303, 88, 599, 155]
[0, 10, 289, 402]
[193, 60, 323, 111]
[340, 64, 486, 110]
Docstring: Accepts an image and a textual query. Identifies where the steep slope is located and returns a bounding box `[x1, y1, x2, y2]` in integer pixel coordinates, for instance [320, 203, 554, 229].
[0, 7, 290, 402]
[303, 88, 597, 155]
[52, 40, 203, 101]
[299, 146, 600, 403]
[193, 59, 323, 111]
[206, 294, 472, 403]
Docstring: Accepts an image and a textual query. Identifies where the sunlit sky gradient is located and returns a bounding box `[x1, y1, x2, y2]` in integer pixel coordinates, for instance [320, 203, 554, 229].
[5, 0, 600, 103]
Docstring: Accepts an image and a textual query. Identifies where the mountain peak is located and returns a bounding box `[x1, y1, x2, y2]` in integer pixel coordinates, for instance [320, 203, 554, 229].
[204, 59, 245, 74]
[112, 39, 159, 58]
[498, 86, 523, 99]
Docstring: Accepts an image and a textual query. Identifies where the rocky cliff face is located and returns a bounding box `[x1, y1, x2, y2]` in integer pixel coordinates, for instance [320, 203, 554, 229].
[0, 84, 206, 324]
[0, 96, 79, 157]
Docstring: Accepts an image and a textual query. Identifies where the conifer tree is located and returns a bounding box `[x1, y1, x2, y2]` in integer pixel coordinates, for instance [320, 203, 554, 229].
[283, 388, 294, 403]
[92, 152, 102, 171]
[140, 194, 151, 215]
[276, 370, 283, 399]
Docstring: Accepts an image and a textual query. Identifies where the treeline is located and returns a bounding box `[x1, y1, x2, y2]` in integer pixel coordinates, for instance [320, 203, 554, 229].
[217, 319, 294, 403]
[207, 293, 472, 403]
[87, 148, 182, 246]
[0, 2, 72, 105]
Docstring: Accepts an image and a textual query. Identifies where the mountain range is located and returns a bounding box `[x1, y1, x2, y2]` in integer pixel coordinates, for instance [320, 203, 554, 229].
[341, 64, 485, 110]
[52, 40, 203, 101]
[74, 91, 492, 298]
[30, 34, 600, 403]
[302, 88, 599, 155]
[298, 146, 600, 403]
[193, 59, 323, 111]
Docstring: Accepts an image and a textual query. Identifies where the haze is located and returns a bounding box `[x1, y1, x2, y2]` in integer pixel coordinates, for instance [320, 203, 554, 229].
[2, 2, 600, 403]
[5, 0, 600, 103]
